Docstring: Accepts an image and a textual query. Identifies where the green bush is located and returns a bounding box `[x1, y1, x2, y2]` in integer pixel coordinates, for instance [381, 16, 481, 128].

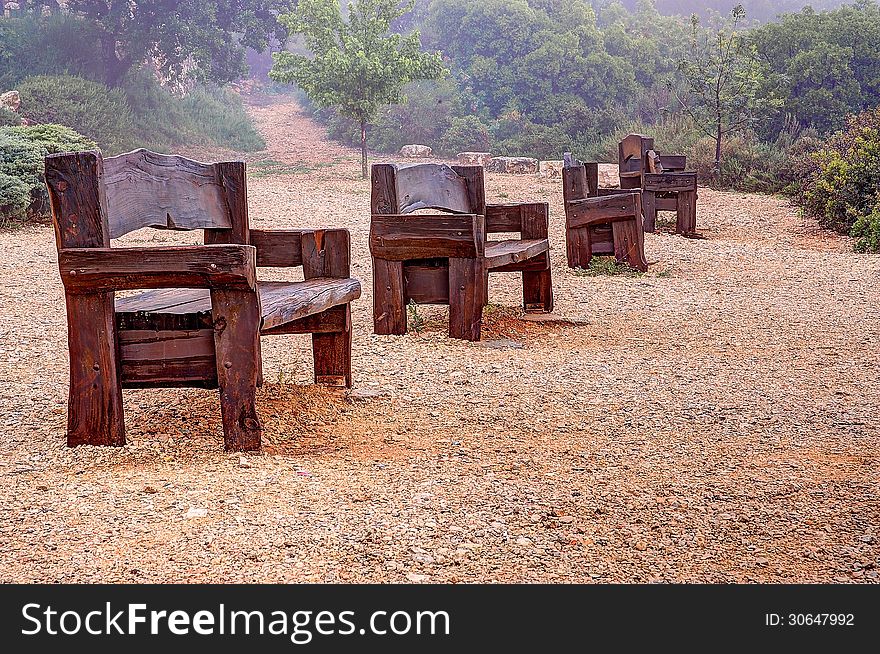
[795, 107, 880, 244]
[491, 111, 573, 160]
[0, 124, 96, 223]
[17, 75, 136, 153]
[0, 107, 22, 127]
[438, 115, 490, 155]
[851, 202, 880, 253]
[179, 86, 266, 152]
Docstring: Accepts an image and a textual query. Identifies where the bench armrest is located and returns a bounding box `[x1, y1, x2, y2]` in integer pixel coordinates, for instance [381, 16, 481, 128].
[58, 244, 257, 293]
[486, 203, 549, 239]
[370, 213, 486, 260]
[566, 193, 641, 229]
[249, 228, 351, 278]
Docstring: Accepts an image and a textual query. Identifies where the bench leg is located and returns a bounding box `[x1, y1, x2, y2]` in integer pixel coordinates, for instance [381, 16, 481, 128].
[448, 257, 483, 341]
[483, 267, 490, 307]
[613, 218, 649, 272]
[373, 258, 406, 335]
[523, 254, 554, 313]
[211, 289, 262, 451]
[313, 305, 352, 388]
[65, 291, 125, 447]
[566, 225, 592, 269]
[677, 189, 697, 236]
[642, 190, 657, 233]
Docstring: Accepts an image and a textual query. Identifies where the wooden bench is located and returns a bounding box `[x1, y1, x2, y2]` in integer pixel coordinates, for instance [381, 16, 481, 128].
[618, 133, 698, 236]
[370, 163, 553, 341]
[46, 149, 361, 451]
[562, 154, 647, 272]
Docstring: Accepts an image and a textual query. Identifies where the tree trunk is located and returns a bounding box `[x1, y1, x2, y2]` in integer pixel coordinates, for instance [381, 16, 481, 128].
[714, 119, 722, 177]
[101, 36, 130, 88]
[360, 119, 368, 180]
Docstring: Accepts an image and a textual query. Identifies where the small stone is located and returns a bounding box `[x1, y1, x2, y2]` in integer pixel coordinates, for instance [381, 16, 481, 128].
[239, 456, 252, 468]
[142, 486, 158, 494]
[185, 507, 207, 519]
[516, 537, 532, 546]
[406, 573, 428, 583]
[634, 541, 648, 551]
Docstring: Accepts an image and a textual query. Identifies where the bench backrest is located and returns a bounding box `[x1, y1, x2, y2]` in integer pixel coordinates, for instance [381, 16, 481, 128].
[372, 163, 486, 216]
[618, 133, 654, 176]
[46, 149, 250, 250]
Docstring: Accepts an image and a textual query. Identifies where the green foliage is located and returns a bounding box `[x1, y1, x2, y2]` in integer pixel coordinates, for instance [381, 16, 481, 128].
[439, 116, 491, 156]
[271, 0, 444, 175]
[178, 87, 266, 152]
[0, 123, 96, 224]
[0, 108, 22, 127]
[573, 257, 643, 277]
[24, 1, 294, 87]
[17, 75, 136, 153]
[851, 203, 880, 253]
[795, 106, 880, 244]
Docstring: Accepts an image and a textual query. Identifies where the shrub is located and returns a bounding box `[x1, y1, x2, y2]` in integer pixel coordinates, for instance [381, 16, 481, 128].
[796, 107, 880, 240]
[851, 202, 880, 253]
[438, 115, 490, 155]
[178, 86, 266, 152]
[17, 75, 136, 153]
[492, 111, 572, 160]
[0, 124, 96, 224]
[0, 107, 22, 127]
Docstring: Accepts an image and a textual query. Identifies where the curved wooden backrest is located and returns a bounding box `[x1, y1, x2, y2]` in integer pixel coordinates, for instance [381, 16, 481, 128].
[103, 149, 237, 238]
[618, 133, 654, 173]
[371, 163, 483, 215]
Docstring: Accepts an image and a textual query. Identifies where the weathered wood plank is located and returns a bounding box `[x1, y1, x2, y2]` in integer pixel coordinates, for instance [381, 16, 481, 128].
[312, 304, 352, 387]
[643, 172, 697, 192]
[370, 213, 485, 260]
[59, 245, 257, 293]
[211, 289, 262, 451]
[259, 279, 361, 331]
[485, 204, 522, 232]
[567, 193, 640, 229]
[45, 151, 111, 248]
[448, 257, 483, 341]
[659, 154, 687, 171]
[301, 229, 351, 279]
[676, 189, 698, 235]
[119, 329, 217, 387]
[371, 164, 400, 214]
[261, 306, 349, 335]
[642, 190, 657, 233]
[250, 229, 304, 267]
[484, 239, 549, 269]
[373, 259, 406, 334]
[404, 263, 450, 304]
[393, 163, 472, 214]
[450, 165, 486, 216]
[103, 149, 232, 238]
[520, 203, 552, 312]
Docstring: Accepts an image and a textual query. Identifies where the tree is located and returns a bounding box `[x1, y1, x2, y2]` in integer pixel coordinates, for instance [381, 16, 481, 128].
[671, 5, 777, 173]
[270, 0, 443, 178]
[25, 1, 294, 87]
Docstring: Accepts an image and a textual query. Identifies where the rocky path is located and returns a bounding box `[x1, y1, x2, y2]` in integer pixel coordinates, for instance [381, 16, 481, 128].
[0, 98, 877, 583]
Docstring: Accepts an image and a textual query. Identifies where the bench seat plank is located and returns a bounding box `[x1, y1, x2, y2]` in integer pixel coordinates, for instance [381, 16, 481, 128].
[484, 239, 549, 269]
[116, 278, 361, 332]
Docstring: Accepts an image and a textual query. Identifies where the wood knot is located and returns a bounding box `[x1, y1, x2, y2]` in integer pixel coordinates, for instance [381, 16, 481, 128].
[213, 317, 227, 333]
[243, 418, 260, 431]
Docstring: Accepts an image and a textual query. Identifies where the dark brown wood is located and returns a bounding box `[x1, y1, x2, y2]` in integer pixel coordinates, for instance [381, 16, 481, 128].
[642, 190, 657, 232]
[485, 204, 523, 232]
[370, 213, 485, 260]
[211, 289, 262, 451]
[259, 279, 361, 331]
[371, 164, 400, 214]
[46, 151, 124, 446]
[612, 195, 648, 272]
[250, 229, 304, 267]
[677, 189, 697, 235]
[312, 304, 352, 387]
[373, 259, 406, 335]
[102, 149, 232, 238]
[59, 245, 257, 293]
[451, 165, 486, 216]
[119, 329, 217, 388]
[659, 154, 687, 171]
[448, 257, 483, 341]
[404, 262, 450, 304]
[302, 229, 351, 279]
[520, 203, 553, 312]
[261, 305, 348, 335]
[643, 172, 697, 192]
[64, 292, 126, 446]
[567, 194, 641, 228]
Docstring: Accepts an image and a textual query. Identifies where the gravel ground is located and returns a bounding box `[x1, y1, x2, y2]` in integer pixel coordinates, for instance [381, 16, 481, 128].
[0, 98, 877, 583]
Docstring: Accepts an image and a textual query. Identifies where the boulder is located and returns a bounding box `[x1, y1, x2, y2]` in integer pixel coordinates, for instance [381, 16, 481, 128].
[457, 152, 493, 167]
[597, 163, 619, 188]
[0, 90, 20, 113]
[487, 157, 539, 174]
[539, 160, 564, 178]
[399, 144, 432, 158]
